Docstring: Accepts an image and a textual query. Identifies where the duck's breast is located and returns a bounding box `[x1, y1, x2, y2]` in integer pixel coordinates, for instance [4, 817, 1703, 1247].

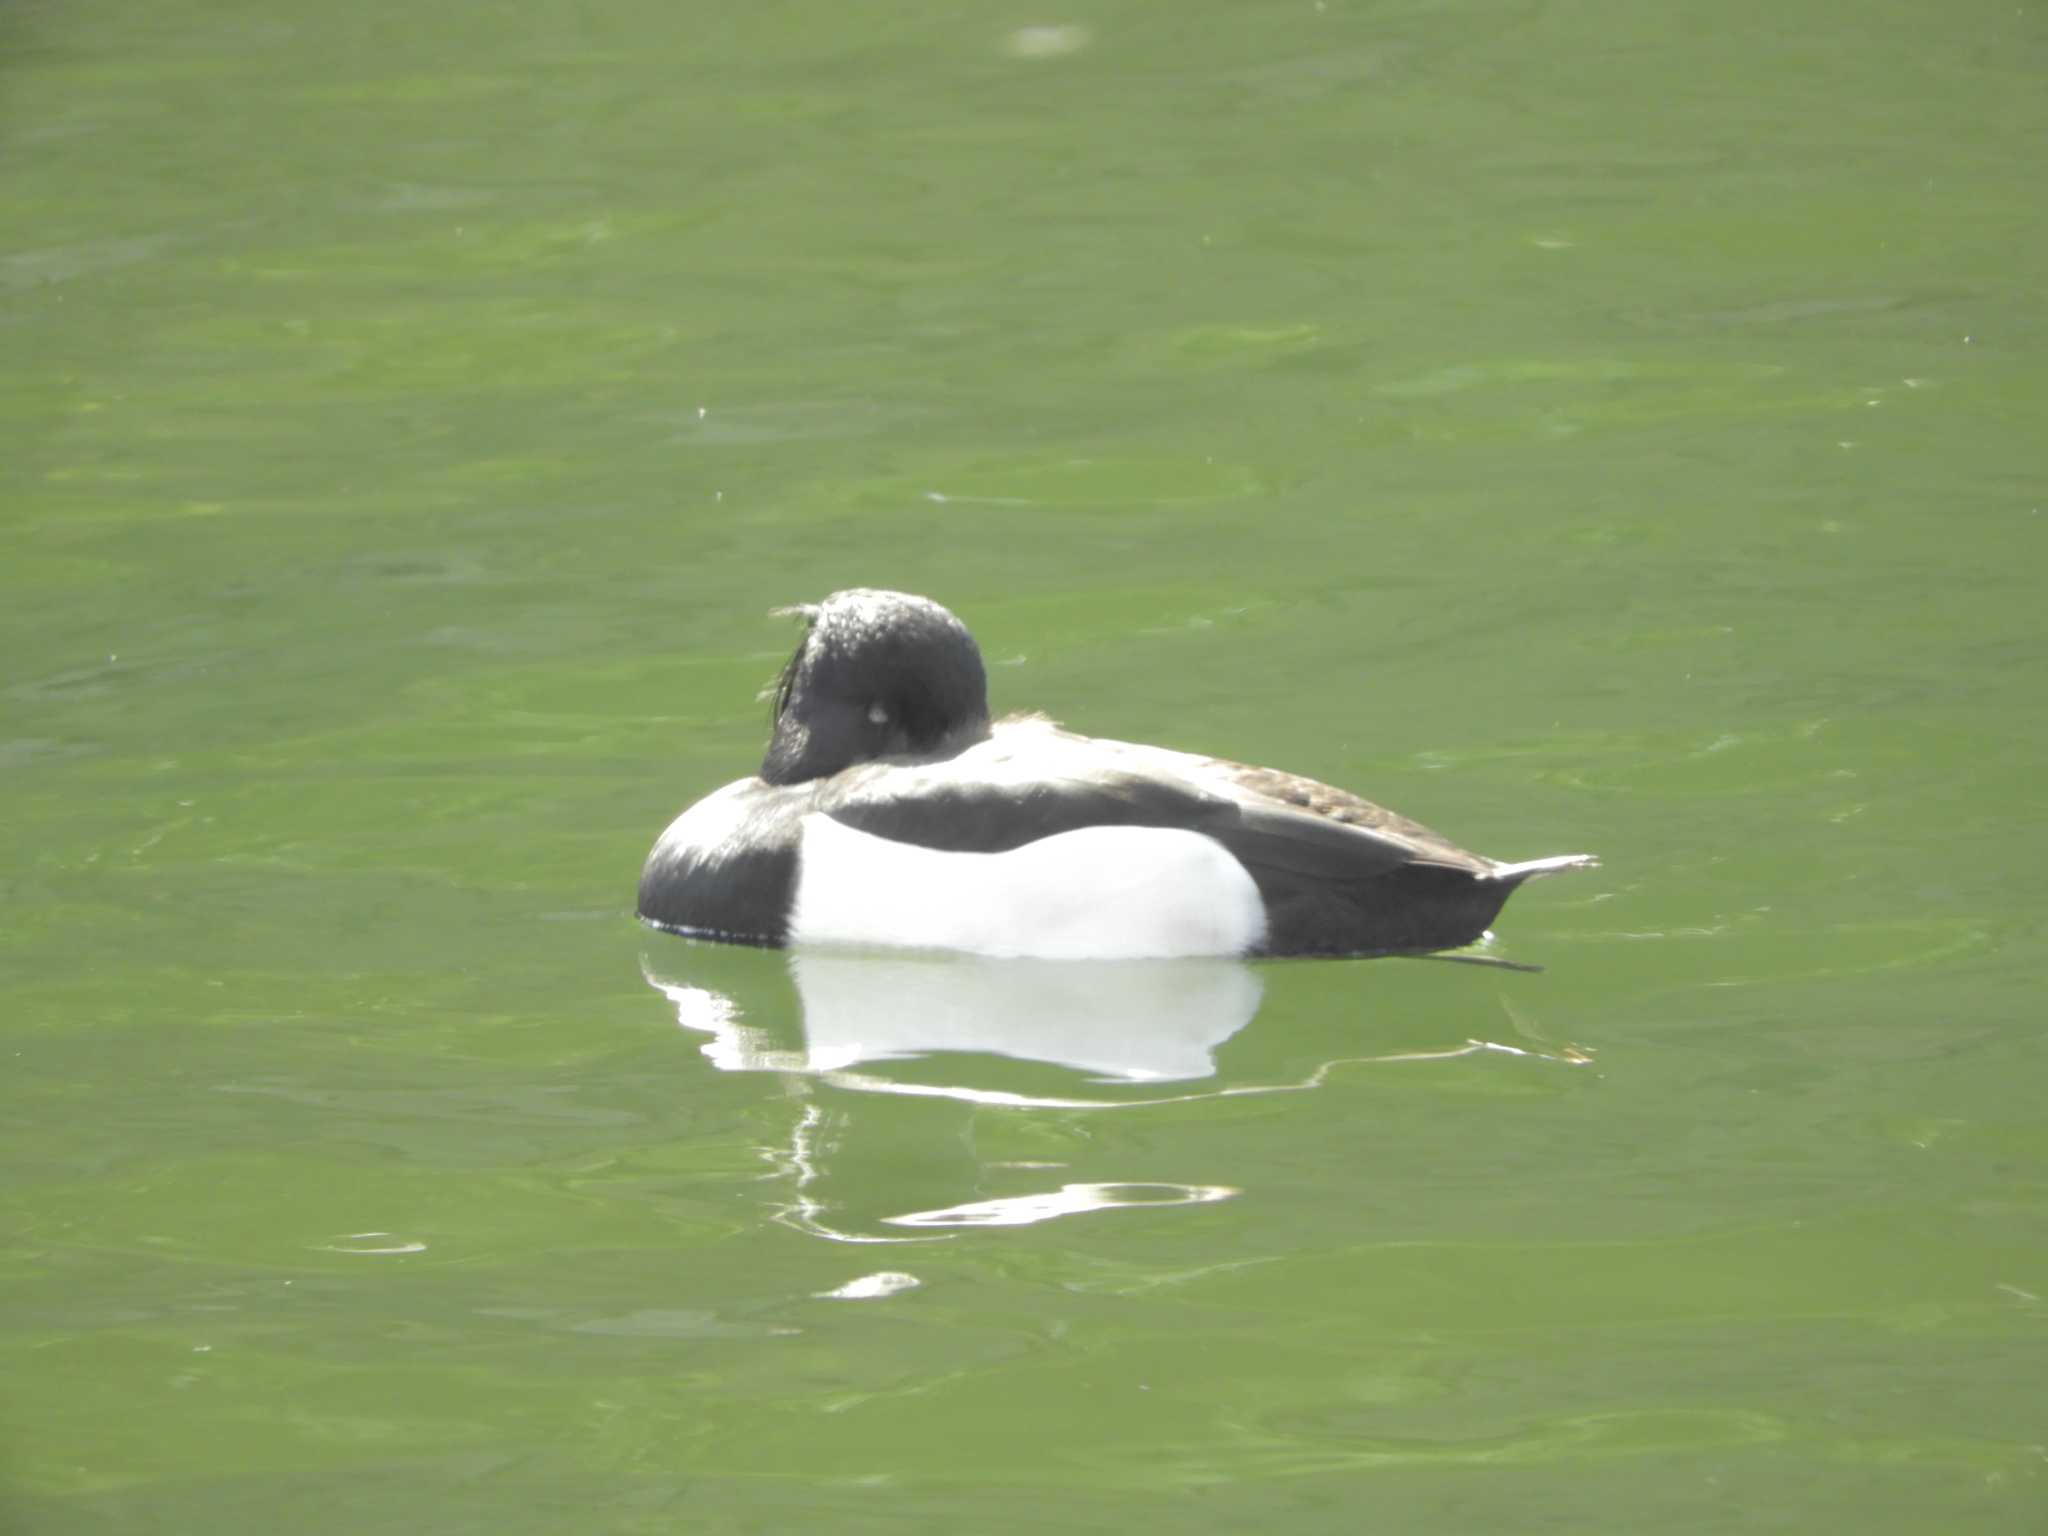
[638, 778, 806, 945]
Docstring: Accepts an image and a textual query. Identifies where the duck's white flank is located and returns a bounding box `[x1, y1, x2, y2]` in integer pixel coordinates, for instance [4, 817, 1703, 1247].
[790, 813, 1267, 960]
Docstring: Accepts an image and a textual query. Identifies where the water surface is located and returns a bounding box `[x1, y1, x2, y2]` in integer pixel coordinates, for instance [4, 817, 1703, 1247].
[5, 0, 2046, 1529]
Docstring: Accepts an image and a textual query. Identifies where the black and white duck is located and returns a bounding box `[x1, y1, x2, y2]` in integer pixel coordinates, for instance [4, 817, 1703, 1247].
[638, 589, 1595, 959]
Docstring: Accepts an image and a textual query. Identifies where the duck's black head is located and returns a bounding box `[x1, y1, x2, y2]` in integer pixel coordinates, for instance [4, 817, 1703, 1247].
[760, 589, 992, 786]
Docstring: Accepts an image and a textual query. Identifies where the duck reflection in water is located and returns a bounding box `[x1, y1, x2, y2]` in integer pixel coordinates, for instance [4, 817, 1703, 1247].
[640, 944, 1556, 1243]
[662, 949, 1264, 1085]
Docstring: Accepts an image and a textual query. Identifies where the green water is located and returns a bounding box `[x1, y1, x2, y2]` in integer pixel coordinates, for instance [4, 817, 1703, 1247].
[6, 0, 2046, 1528]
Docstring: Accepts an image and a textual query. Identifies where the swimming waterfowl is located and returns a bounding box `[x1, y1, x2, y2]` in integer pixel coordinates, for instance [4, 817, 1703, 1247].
[637, 589, 1596, 959]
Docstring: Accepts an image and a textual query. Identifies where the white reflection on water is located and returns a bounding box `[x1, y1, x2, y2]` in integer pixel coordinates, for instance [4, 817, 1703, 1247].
[775, 1100, 948, 1246]
[640, 946, 1576, 1242]
[312, 1232, 427, 1255]
[815, 1271, 922, 1300]
[885, 1181, 1237, 1229]
[643, 948, 1543, 1108]
[786, 950, 1263, 1083]
[647, 949, 1264, 1088]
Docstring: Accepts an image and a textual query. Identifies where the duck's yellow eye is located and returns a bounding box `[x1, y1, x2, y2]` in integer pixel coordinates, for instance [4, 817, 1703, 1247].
[866, 702, 889, 725]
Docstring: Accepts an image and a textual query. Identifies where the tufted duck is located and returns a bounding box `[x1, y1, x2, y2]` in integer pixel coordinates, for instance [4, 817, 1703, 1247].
[638, 589, 1596, 958]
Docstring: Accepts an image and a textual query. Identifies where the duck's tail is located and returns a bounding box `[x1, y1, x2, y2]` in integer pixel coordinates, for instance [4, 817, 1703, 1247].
[1482, 852, 1600, 884]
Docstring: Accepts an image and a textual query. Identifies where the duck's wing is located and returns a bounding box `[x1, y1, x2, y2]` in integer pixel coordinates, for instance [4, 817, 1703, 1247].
[816, 753, 1244, 854]
[815, 729, 1479, 882]
[1201, 759, 1491, 874]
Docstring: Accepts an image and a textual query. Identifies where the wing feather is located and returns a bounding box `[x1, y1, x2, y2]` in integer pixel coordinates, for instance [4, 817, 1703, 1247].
[814, 727, 1474, 887]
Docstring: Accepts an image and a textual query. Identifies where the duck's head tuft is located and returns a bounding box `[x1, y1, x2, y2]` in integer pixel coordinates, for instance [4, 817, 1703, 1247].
[760, 589, 991, 785]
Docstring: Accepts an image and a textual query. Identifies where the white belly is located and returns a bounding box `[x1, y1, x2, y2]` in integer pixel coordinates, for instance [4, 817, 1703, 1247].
[789, 814, 1266, 960]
